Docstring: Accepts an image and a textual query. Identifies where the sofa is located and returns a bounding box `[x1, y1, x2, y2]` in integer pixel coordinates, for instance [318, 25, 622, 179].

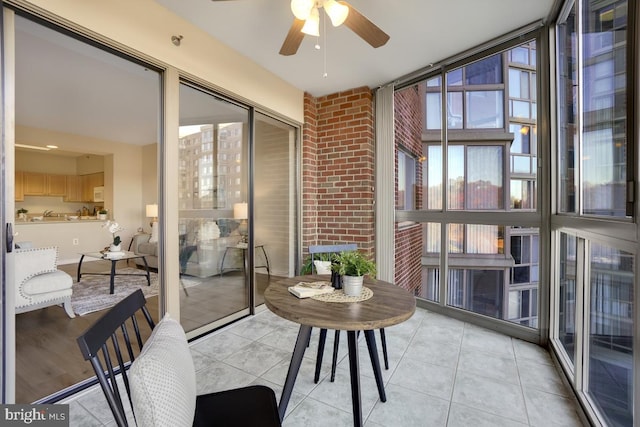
[132, 233, 160, 269]
[15, 246, 75, 318]
[131, 219, 242, 278]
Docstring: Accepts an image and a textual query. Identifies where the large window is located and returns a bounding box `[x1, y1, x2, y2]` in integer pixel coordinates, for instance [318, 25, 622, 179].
[558, 233, 577, 364]
[425, 54, 505, 131]
[558, 0, 630, 218]
[552, 1, 635, 426]
[399, 38, 541, 329]
[425, 144, 504, 210]
[588, 243, 633, 426]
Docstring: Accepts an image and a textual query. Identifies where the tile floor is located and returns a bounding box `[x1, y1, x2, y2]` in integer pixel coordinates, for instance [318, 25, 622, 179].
[63, 307, 587, 426]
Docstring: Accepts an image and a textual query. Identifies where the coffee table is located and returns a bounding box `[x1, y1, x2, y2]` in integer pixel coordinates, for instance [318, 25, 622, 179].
[77, 251, 151, 294]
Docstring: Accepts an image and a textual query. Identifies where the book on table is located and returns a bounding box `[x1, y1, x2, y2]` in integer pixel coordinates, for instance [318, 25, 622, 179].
[288, 281, 334, 299]
[103, 251, 125, 259]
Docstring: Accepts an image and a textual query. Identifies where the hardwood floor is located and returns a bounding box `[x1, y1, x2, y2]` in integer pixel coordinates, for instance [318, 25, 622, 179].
[15, 260, 273, 403]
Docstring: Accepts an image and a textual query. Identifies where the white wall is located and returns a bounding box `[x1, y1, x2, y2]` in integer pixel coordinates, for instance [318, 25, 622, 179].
[254, 119, 294, 276]
[22, 0, 304, 123]
[15, 150, 78, 174]
[15, 221, 109, 264]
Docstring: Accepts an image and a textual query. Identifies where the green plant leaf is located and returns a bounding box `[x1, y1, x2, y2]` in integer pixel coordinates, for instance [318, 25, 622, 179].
[330, 251, 376, 277]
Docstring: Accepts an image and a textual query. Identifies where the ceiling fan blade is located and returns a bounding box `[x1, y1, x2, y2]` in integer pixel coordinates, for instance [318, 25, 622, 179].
[279, 19, 306, 56]
[339, 1, 389, 48]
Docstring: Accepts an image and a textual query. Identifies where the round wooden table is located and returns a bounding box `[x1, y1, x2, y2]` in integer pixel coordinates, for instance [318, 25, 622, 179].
[264, 276, 415, 426]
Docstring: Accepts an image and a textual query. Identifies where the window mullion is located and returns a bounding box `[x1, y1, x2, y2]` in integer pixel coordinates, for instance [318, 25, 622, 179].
[575, 236, 586, 392]
[439, 70, 449, 307]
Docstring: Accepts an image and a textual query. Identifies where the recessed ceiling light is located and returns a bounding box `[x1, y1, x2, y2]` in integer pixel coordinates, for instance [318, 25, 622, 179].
[15, 144, 50, 151]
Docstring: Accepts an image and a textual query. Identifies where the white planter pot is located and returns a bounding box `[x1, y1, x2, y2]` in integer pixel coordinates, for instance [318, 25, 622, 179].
[314, 260, 332, 274]
[98, 214, 107, 220]
[109, 243, 122, 252]
[342, 275, 364, 296]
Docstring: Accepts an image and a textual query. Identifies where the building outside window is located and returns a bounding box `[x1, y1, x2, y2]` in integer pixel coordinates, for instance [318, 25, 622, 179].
[402, 41, 540, 328]
[397, 149, 416, 210]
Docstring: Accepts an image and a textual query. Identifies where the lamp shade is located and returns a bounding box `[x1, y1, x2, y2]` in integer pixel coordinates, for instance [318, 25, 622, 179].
[301, 6, 320, 36]
[290, 0, 314, 20]
[324, 0, 349, 26]
[233, 202, 248, 220]
[146, 204, 158, 218]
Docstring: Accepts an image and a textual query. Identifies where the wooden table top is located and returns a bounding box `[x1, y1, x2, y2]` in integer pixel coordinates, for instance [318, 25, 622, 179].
[264, 276, 416, 331]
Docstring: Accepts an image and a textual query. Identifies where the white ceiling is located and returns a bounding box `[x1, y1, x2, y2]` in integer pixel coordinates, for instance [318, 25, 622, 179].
[156, 0, 554, 97]
[14, 0, 554, 152]
[15, 15, 162, 149]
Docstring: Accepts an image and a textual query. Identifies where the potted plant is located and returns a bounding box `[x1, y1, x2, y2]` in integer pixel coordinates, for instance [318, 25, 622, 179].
[102, 220, 124, 252]
[98, 209, 108, 220]
[331, 250, 376, 296]
[301, 252, 335, 275]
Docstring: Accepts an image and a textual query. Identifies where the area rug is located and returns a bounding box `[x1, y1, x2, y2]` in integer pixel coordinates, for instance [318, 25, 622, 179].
[71, 268, 159, 316]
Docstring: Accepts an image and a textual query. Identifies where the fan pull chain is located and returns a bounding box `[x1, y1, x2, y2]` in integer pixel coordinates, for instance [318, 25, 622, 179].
[322, 9, 328, 78]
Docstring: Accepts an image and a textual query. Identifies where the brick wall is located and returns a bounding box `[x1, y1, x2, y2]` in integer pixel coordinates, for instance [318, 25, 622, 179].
[302, 87, 375, 259]
[394, 84, 425, 293]
[302, 92, 318, 253]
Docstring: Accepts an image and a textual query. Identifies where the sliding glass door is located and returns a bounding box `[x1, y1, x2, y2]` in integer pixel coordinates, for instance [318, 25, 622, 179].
[178, 83, 250, 334]
[9, 11, 162, 403]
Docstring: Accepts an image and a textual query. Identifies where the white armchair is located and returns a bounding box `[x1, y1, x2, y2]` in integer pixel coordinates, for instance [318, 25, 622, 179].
[15, 246, 75, 318]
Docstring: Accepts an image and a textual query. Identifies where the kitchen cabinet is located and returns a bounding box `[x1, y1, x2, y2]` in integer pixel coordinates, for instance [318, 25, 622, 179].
[18, 170, 103, 201]
[23, 172, 67, 197]
[15, 171, 24, 201]
[81, 172, 104, 202]
[64, 175, 83, 202]
[23, 172, 47, 196]
[47, 174, 67, 196]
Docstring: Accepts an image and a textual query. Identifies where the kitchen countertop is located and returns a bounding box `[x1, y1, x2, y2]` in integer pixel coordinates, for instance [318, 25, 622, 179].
[15, 218, 106, 224]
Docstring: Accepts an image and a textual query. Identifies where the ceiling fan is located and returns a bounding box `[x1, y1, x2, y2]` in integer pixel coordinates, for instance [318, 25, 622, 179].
[280, 0, 389, 56]
[210, 0, 389, 55]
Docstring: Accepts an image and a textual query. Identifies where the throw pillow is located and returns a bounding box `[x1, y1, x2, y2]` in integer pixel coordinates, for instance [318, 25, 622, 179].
[130, 313, 196, 427]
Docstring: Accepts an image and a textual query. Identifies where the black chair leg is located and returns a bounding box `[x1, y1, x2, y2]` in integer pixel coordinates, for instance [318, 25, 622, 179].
[380, 328, 389, 370]
[330, 330, 340, 382]
[321, 328, 387, 383]
[314, 329, 328, 383]
[179, 278, 189, 296]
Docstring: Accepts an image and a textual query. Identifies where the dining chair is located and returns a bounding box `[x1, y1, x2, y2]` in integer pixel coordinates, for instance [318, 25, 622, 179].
[77, 289, 281, 427]
[308, 244, 389, 383]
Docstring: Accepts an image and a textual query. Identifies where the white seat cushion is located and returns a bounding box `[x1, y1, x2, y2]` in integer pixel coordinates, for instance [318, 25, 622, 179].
[22, 270, 72, 295]
[130, 314, 196, 427]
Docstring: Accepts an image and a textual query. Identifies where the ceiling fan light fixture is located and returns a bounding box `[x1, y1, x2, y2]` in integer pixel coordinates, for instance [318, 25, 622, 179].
[290, 0, 314, 20]
[301, 7, 320, 36]
[323, 0, 349, 27]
